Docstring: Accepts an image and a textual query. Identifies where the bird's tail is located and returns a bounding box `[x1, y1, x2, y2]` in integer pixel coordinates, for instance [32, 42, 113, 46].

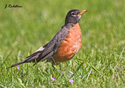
[9, 51, 42, 68]
[9, 50, 54, 68]
[10, 60, 27, 68]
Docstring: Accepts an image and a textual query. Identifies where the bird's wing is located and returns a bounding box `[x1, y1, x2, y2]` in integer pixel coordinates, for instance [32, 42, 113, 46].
[10, 40, 56, 67]
[10, 25, 71, 68]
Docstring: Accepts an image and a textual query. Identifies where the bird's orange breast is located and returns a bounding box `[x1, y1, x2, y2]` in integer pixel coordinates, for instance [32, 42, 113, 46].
[53, 23, 82, 62]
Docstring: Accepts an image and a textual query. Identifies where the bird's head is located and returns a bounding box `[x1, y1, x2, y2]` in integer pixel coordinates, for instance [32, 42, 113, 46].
[65, 9, 88, 25]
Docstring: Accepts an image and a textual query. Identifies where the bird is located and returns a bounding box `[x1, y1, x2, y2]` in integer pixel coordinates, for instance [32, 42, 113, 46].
[10, 9, 88, 68]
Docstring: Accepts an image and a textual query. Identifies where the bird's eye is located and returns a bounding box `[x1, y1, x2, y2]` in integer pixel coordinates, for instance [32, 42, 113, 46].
[71, 12, 75, 15]
[70, 12, 77, 17]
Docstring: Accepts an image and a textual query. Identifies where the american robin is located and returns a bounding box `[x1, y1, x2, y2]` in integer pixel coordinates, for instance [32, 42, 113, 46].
[10, 9, 87, 68]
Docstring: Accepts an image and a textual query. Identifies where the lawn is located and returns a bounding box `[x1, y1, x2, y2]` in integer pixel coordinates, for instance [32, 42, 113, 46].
[0, 0, 124, 88]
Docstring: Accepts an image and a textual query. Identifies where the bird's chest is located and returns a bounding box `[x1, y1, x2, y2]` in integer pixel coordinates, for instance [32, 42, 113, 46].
[53, 23, 82, 62]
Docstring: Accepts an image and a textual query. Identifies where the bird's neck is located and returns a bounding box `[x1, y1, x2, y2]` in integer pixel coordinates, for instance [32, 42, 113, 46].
[65, 23, 79, 28]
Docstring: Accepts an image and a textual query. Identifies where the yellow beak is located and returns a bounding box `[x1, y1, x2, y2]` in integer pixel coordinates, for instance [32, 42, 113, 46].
[78, 10, 88, 15]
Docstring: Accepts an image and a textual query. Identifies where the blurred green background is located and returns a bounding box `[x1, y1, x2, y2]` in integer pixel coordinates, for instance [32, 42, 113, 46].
[0, 0, 124, 88]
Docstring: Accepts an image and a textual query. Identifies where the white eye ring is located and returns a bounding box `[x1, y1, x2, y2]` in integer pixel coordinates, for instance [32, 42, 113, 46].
[71, 12, 75, 15]
[72, 15, 76, 17]
[71, 12, 77, 17]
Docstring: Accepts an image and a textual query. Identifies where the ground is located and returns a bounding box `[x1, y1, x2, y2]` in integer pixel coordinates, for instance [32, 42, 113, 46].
[0, 0, 124, 88]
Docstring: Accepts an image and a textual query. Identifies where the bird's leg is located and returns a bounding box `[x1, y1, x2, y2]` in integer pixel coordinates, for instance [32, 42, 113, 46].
[51, 58, 56, 69]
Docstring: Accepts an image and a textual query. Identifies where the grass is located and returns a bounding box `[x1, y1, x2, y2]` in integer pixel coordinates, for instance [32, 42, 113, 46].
[0, 0, 125, 88]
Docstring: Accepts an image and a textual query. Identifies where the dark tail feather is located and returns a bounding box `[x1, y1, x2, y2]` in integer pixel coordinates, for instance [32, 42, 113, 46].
[9, 51, 42, 68]
[9, 51, 54, 68]
[10, 60, 27, 68]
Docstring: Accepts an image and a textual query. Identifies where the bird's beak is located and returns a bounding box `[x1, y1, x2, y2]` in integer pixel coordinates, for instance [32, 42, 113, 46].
[78, 10, 88, 15]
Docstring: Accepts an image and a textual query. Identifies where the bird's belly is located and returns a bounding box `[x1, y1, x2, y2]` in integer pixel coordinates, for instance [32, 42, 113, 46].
[53, 23, 82, 62]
